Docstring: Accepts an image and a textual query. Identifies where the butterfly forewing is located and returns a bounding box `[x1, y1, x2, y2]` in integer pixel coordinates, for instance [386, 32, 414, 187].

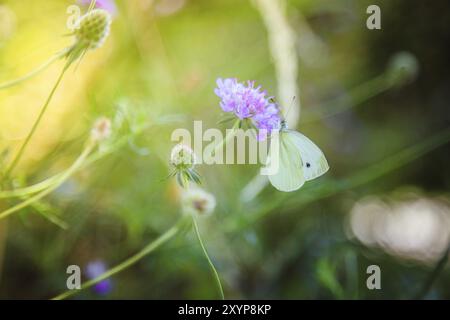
[286, 130, 329, 181]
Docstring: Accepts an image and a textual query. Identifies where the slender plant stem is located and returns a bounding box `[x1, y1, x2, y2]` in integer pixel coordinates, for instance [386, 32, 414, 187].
[52, 217, 186, 300]
[303, 74, 390, 124]
[88, 0, 97, 11]
[0, 124, 152, 199]
[414, 244, 450, 299]
[0, 50, 67, 90]
[3, 63, 70, 179]
[0, 174, 59, 199]
[193, 217, 225, 300]
[0, 141, 94, 221]
[33, 203, 68, 230]
[203, 119, 240, 164]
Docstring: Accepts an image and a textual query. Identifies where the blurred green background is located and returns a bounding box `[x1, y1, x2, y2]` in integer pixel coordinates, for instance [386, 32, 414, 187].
[0, 0, 449, 299]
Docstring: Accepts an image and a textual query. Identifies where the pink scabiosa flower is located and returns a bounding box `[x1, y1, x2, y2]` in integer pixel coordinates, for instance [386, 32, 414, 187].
[79, 0, 117, 16]
[215, 78, 281, 139]
[85, 260, 113, 295]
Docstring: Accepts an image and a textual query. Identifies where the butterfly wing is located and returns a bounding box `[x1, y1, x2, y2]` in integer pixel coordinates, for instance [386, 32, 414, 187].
[286, 130, 329, 181]
[267, 131, 305, 192]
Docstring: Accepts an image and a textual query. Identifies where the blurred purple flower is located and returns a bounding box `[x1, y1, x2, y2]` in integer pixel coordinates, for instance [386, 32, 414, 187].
[215, 78, 281, 139]
[79, 0, 117, 16]
[85, 260, 113, 295]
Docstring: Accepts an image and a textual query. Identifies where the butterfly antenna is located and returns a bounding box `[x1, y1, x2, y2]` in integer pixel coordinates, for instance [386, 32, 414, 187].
[283, 96, 296, 120]
[282, 96, 295, 125]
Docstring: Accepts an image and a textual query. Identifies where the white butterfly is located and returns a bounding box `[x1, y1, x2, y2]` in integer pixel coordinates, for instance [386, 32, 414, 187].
[266, 121, 329, 192]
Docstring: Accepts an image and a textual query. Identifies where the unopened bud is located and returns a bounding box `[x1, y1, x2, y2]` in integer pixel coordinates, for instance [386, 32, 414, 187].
[170, 144, 197, 169]
[91, 117, 112, 142]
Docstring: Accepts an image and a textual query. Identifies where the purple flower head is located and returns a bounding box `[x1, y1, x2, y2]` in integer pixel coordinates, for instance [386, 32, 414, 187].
[85, 260, 113, 295]
[215, 78, 281, 139]
[79, 0, 117, 16]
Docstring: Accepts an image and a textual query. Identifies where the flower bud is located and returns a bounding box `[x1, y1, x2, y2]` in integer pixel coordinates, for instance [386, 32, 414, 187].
[181, 187, 216, 217]
[170, 144, 197, 169]
[91, 117, 112, 142]
[75, 9, 111, 50]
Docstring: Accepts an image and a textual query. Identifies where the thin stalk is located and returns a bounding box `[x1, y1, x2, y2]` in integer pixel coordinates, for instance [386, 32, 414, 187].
[0, 50, 67, 90]
[31, 200, 69, 230]
[0, 124, 152, 200]
[303, 74, 390, 124]
[203, 119, 240, 164]
[0, 116, 179, 199]
[88, 0, 97, 12]
[0, 175, 59, 199]
[3, 63, 71, 179]
[52, 217, 187, 300]
[231, 127, 450, 232]
[193, 217, 225, 300]
[0, 141, 95, 221]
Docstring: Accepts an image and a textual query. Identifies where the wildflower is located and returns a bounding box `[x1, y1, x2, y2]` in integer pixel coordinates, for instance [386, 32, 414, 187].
[182, 187, 216, 217]
[85, 261, 113, 295]
[0, 7, 113, 178]
[91, 117, 112, 142]
[215, 78, 281, 139]
[170, 144, 197, 169]
[79, 0, 117, 16]
[74, 9, 112, 50]
[170, 144, 200, 187]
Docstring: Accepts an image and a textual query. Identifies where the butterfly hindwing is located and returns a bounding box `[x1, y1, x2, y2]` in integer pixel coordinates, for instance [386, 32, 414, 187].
[267, 131, 305, 192]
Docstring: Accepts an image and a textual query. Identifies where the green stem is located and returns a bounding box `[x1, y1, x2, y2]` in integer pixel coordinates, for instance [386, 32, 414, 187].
[0, 124, 152, 200]
[0, 50, 67, 90]
[52, 217, 187, 300]
[88, 0, 97, 11]
[203, 119, 240, 164]
[303, 74, 390, 124]
[0, 175, 59, 199]
[3, 63, 70, 179]
[193, 217, 225, 300]
[0, 141, 94, 221]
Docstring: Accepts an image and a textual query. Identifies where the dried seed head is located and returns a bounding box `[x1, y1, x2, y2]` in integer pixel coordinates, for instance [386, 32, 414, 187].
[75, 9, 111, 50]
[170, 144, 197, 169]
[181, 187, 216, 217]
[91, 117, 112, 142]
